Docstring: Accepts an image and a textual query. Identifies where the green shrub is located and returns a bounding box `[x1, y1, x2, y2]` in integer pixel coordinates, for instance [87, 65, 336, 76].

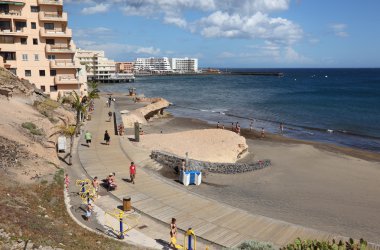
[228, 240, 276, 250]
[21, 122, 44, 136]
[280, 237, 368, 250]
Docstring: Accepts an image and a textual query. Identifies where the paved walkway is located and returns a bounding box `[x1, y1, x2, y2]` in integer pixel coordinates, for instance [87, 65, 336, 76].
[78, 97, 349, 248]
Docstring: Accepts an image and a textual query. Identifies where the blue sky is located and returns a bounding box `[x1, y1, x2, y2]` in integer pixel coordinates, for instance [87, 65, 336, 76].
[65, 0, 380, 68]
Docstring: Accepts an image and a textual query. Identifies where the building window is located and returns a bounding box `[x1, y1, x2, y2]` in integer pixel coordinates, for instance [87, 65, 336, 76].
[44, 23, 54, 30]
[39, 70, 45, 76]
[25, 70, 31, 77]
[33, 38, 38, 45]
[31, 22, 36, 29]
[48, 55, 56, 60]
[34, 54, 39, 61]
[21, 38, 27, 45]
[22, 54, 28, 61]
[41, 86, 46, 92]
[50, 70, 56, 76]
[50, 85, 57, 92]
[31, 6, 39, 13]
[46, 39, 55, 45]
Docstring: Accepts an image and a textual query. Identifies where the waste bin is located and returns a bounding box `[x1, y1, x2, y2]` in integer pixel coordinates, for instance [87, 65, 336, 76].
[180, 171, 190, 186]
[180, 171, 201, 186]
[123, 196, 131, 211]
[57, 136, 66, 153]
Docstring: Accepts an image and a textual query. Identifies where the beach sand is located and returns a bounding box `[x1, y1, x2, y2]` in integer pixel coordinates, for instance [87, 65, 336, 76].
[115, 94, 380, 243]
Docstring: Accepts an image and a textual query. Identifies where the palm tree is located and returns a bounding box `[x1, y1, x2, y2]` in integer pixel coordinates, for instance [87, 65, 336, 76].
[70, 91, 87, 136]
[87, 81, 100, 100]
[50, 118, 76, 165]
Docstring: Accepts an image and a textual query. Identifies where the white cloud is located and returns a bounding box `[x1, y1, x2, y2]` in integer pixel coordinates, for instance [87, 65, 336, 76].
[330, 23, 348, 37]
[164, 16, 188, 28]
[75, 27, 113, 38]
[136, 46, 161, 55]
[81, 3, 110, 15]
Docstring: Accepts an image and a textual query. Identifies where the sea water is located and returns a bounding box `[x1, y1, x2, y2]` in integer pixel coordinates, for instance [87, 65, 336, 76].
[100, 68, 380, 152]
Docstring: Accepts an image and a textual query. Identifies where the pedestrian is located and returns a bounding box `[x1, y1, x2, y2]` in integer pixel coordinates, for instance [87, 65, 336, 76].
[181, 159, 186, 172]
[222, 124, 225, 129]
[64, 173, 70, 191]
[108, 111, 112, 122]
[250, 121, 253, 131]
[280, 122, 284, 135]
[261, 127, 265, 138]
[84, 130, 92, 147]
[236, 124, 241, 135]
[129, 162, 136, 184]
[92, 176, 99, 193]
[169, 218, 178, 248]
[231, 122, 234, 131]
[216, 121, 220, 129]
[85, 203, 93, 221]
[104, 130, 110, 145]
[108, 96, 112, 107]
[118, 123, 124, 136]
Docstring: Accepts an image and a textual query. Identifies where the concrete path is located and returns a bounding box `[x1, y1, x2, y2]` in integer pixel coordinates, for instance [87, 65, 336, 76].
[78, 97, 350, 248]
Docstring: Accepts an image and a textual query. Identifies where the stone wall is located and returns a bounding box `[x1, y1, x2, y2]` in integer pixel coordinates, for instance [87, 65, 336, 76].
[150, 150, 271, 174]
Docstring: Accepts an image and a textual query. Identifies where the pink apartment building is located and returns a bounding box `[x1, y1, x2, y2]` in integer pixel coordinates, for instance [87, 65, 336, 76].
[0, 0, 86, 100]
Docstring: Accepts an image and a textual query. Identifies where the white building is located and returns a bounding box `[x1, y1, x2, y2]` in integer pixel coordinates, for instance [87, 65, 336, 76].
[170, 58, 198, 73]
[76, 49, 134, 82]
[134, 57, 172, 72]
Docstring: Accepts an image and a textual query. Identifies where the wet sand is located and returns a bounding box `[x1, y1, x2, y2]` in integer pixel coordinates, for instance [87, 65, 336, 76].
[115, 94, 380, 243]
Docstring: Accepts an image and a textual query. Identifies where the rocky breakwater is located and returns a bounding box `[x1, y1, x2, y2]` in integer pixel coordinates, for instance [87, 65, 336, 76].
[121, 97, 170, 128]
[151, 150, 271, 174]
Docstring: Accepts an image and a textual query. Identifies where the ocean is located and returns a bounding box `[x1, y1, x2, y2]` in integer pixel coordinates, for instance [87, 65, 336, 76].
[100, 68, 380, 152]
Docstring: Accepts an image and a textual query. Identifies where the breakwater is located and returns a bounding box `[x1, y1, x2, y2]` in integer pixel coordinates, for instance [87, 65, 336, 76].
[151, 150, 271, 174]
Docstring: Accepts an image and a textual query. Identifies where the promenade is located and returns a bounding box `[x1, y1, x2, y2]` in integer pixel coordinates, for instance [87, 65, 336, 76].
[78, 97, 348, 248]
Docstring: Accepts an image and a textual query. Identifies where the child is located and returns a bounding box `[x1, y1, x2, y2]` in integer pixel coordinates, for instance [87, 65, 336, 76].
[85, 203, 93, 221]
[64, 174, 70, 191]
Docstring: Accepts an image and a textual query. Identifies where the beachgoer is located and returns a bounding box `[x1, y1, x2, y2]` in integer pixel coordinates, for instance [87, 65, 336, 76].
[129, 162, 136, 184]
[108, 111, 112, 122]
[104, 130, 110, 145]
[169, 218, 177, 248]
[181, 159, 186, 172]
[235, 122, 239, 131]
[118, 123, 124, 136]
[84, 131, 92, 147]
[108, 96, 112, 107]
[217, 122, 220, 129]
[231, 122, 234, 131]
[64, 174, 70, 191]
[236, 125, 241, 135]
[222, 124, 225, 129]
[261, 128, 265, 138]
[280, 122, 284, 135]
[250, 121, 253, 131]
[92, 176, 99, 193]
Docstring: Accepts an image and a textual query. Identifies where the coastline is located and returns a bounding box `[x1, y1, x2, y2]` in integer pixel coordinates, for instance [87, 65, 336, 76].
[111, 92, 380, 244]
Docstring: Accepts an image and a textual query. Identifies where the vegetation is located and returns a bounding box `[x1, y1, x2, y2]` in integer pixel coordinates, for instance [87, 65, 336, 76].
[229, 240, 276, 250]
[34, 99, 60, 123]
[280, 237, 368, 250]
[21, 122, 44, 136]
[50, 118, 76, 165]
[0, 170, 130, 249]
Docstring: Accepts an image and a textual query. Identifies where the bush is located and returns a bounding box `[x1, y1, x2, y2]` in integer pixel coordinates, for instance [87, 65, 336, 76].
[228, 240, 276, 250]
[280, 237, 368, 250]
[21, 122, 44, 136]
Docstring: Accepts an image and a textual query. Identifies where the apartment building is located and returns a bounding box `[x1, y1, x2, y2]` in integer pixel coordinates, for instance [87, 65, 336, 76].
[170, 57, 198, 73]
[134, 57, 172, 72]
[0, 0, 86, 100]
[116, 61, 134, 73]
[76, 49, 134, 83]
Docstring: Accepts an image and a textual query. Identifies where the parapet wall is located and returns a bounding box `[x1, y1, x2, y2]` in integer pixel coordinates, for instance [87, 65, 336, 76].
[150, 150, 271, 174]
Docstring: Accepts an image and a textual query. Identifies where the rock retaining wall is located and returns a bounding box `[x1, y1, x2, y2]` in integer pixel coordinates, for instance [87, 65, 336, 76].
[151, 150, 271, 174]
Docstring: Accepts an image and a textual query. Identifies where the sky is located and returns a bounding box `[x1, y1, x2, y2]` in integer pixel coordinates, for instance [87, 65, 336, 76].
[64, 0, 380, 68]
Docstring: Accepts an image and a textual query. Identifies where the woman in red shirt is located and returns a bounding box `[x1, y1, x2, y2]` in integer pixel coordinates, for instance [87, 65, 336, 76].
[129, 162, 136, 184]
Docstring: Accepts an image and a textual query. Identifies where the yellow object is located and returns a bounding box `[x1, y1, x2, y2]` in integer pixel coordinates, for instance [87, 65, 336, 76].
[104, 208, 140, 236]
[171, 237, 183, 249]
[184, 228, 197, 250]
[76, 179, 97, 204]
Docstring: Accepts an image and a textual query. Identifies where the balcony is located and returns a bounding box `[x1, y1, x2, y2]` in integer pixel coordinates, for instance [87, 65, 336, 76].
[37, 0, 62, 5]
[0, 27, 27, 36]
[1, 0, 25, 4]
[46, 43, 76, 54]
[54, 75, 80, 85]
[50, 59, 80, 69]
[38, 12, 67, 22]
[40, 27, 72, 38]
[0, 10, 22, 17]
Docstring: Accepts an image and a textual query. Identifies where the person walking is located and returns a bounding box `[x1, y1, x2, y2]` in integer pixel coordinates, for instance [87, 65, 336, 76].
[84, 131, 92, 147]
[169, 218, 178, 248]
[129, 162, 136, 184]
[64, 173, 70, 191]
[250, 121, 253, 131]
[280, 122, 284, 135]
[261, 127, 265, 138]
[108, 111, 112, 122]
[104, 130, 110, 145]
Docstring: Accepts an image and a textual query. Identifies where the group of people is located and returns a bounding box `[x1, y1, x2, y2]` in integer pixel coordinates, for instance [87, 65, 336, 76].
[216, 120, 286, 138]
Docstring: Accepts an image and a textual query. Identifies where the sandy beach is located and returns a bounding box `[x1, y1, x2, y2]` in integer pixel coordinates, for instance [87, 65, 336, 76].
[114, 93, 380, 244]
